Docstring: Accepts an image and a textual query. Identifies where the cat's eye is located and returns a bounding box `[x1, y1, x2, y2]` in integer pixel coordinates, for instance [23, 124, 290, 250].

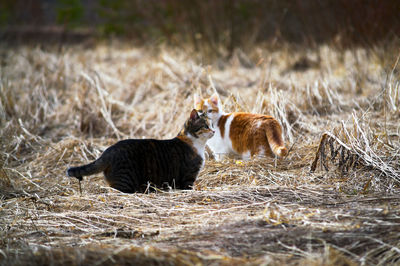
[207, 110, 213, 113]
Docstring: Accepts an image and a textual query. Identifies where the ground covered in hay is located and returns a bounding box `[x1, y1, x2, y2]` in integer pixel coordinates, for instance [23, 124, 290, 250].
[1, 41, 400, 265]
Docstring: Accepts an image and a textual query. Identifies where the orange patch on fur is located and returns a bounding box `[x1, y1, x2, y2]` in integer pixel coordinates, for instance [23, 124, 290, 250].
[229, 113, 287, 157]
[206, 100, 219, 112]
[195, 99, 219, 114]
[177, 135, 193, 147]
[217, 114, 229, 138]
[195, 99, 205, 112]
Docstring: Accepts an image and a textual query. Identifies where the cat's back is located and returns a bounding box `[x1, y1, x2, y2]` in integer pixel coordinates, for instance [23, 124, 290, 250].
[232, 112, 275, 124]
[217, 112, 277, 136]
[107, 138, 191, 155]
[105, 137, 199, 162]
[230, 112, 279, 132]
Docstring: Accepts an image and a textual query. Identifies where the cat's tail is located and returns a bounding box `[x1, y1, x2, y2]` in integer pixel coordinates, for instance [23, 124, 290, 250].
[66, 158, 107, 181]
[266, 122, 288, 157]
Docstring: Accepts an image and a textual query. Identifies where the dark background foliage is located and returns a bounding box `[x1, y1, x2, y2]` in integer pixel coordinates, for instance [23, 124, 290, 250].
[1, 0, 399, 53]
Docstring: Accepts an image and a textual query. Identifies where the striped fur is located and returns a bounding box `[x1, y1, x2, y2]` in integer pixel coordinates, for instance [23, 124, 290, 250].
[67, 109, 214, 193]
[194, 92, 287, 160]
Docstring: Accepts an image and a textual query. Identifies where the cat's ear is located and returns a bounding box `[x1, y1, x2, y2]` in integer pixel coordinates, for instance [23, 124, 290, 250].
[209, 92, 220, 106]
[189, 109, 200, 121]
[194, 93, 201, 108]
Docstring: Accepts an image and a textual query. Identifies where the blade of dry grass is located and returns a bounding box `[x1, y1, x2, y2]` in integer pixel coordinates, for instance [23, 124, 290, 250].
[1, 41, 399, 265]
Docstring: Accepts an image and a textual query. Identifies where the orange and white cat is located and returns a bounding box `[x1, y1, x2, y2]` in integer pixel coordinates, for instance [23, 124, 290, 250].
[194, 92, 287, 160]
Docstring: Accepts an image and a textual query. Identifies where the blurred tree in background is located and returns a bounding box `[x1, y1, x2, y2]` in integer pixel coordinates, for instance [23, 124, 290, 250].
[0, 0, 399, 54]
[56, 0, 83, 29]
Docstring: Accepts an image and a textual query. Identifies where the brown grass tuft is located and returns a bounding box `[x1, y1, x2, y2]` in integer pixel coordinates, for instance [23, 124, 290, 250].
[1, 42, 400, 265]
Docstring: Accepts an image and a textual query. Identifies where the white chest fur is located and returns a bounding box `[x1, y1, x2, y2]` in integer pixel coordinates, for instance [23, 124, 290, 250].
[192, 140, 206, 167]
[207, 114, 234, 160]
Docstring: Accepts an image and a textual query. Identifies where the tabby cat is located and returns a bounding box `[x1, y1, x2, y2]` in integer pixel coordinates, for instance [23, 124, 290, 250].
[67, 109, 214, 193]
[194, 92, 287, 160]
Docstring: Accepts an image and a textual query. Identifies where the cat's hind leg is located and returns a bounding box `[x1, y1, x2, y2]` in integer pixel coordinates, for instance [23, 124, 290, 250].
[105, 169, 139, 193]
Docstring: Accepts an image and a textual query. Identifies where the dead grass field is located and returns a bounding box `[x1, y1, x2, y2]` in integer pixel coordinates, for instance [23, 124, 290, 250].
[1, 40, 400, 265]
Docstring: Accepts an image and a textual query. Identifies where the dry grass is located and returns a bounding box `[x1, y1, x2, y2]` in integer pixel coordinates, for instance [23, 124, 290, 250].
[1, 40, 400, 265]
